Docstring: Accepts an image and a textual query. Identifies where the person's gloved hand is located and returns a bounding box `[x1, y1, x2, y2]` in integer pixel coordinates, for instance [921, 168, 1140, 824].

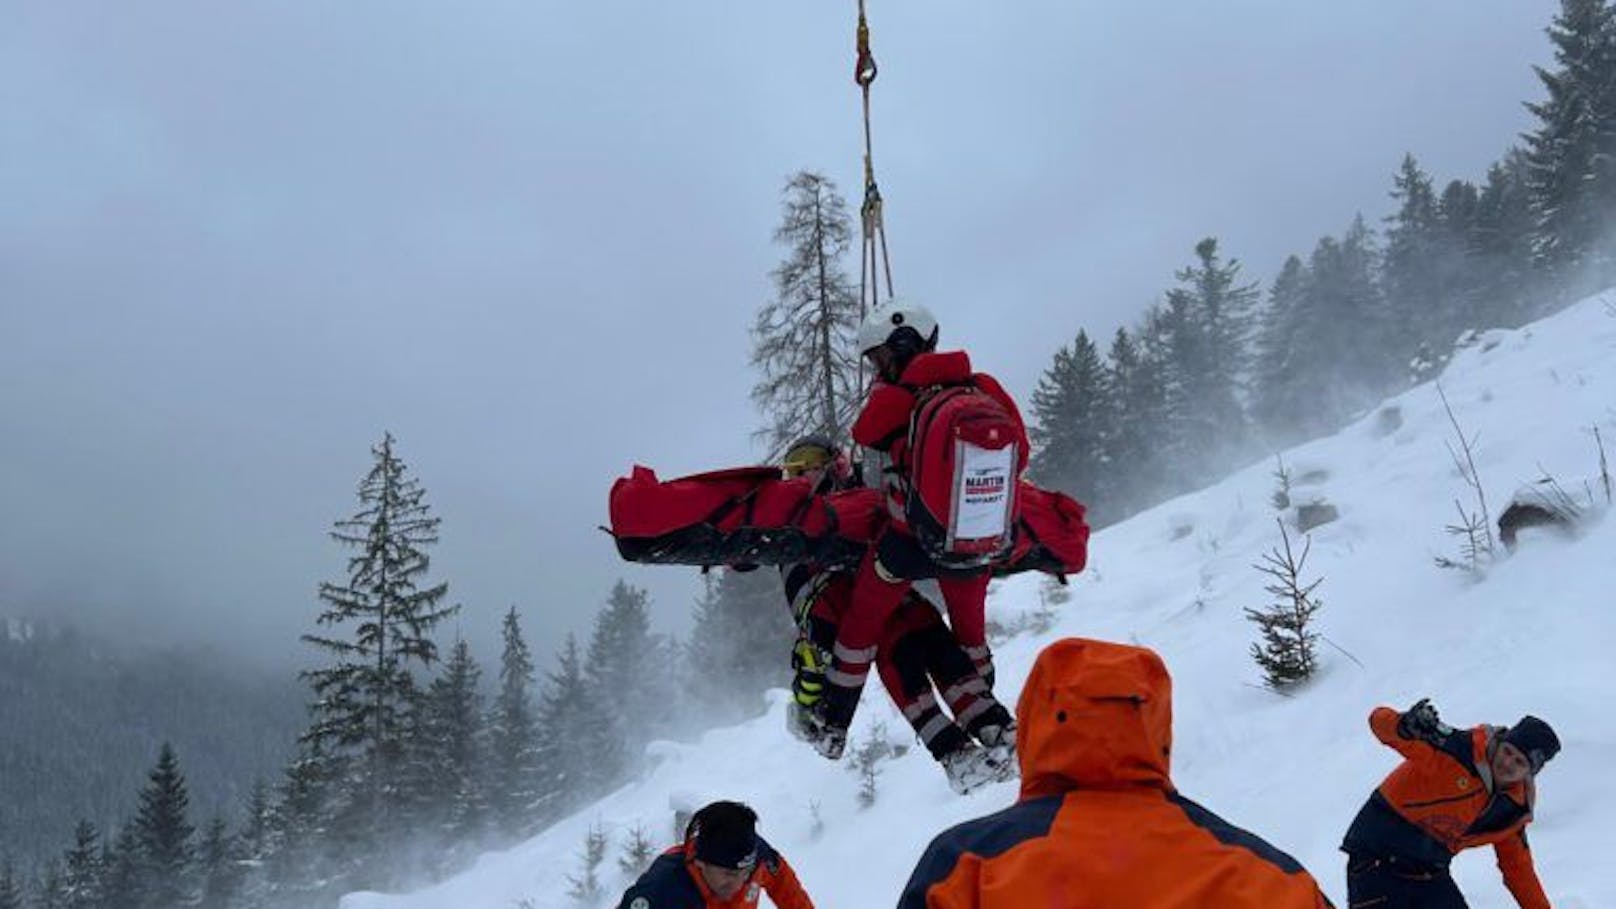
[1397, 698, 1447, 743]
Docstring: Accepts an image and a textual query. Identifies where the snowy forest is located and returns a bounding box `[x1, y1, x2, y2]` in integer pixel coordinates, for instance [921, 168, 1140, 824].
[5, 1, 1616, 907]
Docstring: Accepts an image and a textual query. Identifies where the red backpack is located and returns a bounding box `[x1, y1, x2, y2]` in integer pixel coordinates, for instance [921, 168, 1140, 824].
[903, 382, 1024, 568]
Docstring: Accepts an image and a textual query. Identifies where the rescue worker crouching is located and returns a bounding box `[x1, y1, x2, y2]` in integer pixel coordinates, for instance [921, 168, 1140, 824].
[615, 800, 814, 909]
[1341, 698, 1560, 909]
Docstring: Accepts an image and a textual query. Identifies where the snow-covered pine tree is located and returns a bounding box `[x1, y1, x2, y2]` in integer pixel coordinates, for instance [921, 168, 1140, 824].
[1381, 154, 1448, 364]
[1434, 178, 1485, 339]
[1103, 327, 1164, 520]
[1470, 149, 1540, 327]
[58, 821, 103, 909]
[100, 824, 142, 909]
[752, 171, 864, 451]
[413, 637, 488, 867]
[266, 745, 340, 907]
[533, 635, 596, 821]
[1251, 256, 1310, 444]
[684, 568, 792, 725]
[1028, 331, 1114, 520]
[1134, 302, 1193, 497]
[194, 817, 240, 909]
[300, 433, 458, 863]
[1180, 238, 1259, 419]
[132, 743, 195, 909]
[489, 607, 541, 840]
[1296, 216, 1386, 430]
[1245, 520, 1324, 689]
[582, 582, 666, 788]
[232, 781, 273, 909]
[1157, 238, 1258, 485]
[1525, 0, 1616, 289]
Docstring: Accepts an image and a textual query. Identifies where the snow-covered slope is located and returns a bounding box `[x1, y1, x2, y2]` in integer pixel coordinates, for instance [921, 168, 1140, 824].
[347, 292, 1616, 909]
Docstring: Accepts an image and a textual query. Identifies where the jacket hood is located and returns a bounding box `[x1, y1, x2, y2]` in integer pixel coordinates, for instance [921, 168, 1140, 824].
[1016, 638, 1174, 799]
[897, 350, 972, 386]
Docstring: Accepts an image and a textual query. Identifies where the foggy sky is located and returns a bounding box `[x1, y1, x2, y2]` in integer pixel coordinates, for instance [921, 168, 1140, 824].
[0, 1, 1560, 667]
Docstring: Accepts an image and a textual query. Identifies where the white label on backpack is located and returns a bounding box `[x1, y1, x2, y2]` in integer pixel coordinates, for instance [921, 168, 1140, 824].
[951, 441, 1015, 543]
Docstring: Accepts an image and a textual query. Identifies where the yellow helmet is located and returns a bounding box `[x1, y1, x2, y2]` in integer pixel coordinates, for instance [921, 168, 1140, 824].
[782, 435, 840, 478]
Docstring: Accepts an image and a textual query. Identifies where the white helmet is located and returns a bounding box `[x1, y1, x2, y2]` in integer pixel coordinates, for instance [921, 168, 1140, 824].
[856, 300, 940, 356]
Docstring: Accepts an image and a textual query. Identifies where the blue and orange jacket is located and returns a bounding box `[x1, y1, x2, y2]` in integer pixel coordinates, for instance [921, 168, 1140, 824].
[615, 837, 813, 909]
[1342, 706, 1548, 909]
[897, 638, 1331, 908]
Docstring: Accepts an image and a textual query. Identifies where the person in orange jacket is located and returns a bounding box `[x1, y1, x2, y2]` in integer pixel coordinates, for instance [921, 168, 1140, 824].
[1341, 699, 1560, 909]
[819, 301, 1030, 759]
[897, 638, 1332, 908]
[616, 801, 815, 909]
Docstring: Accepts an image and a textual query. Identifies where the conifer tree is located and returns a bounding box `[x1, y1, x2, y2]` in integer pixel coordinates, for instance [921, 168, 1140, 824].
[489, 607, 541, 840]
[58, 821, 103, 909]
[266, 746, 340, 906]
[1164, 238, 1257, 477]
[1028, 331, 1113, 519]
[582, 582, 665, 788]
[301, 433, 458, 857]
[1381, 154, 1443, 360]
[1286, 217, 1385, 432]
[617, 824, 656, 877]
[132, 743, 194, 909]
[1149, 292, 1208, 489]
[1245, 520, 1324, 689]
[1133, 303, 1190, 493]
[1103, 327, 1163, 519]
[1524, 0, 1616, 287]
[1434, 178, 1485, 339]
[232, 782, 273, 909]
[685, 568, 792, 723]
[752, 171, 864, 450]
[1251, 256, 1310, 443]
[194, 817, 240, 909]
[564, 824, 607, 903]
[533, 635, 595, 821]
[414, 638, 488, 861]
[1471, 149, 1539, 326]
[99, 825, 142, 909]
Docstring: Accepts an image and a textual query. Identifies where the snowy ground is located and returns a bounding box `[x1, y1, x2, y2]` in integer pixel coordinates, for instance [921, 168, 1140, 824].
[345, 292, 1616, 909]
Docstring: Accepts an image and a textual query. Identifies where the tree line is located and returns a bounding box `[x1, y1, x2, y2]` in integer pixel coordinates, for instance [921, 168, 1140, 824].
[1029, 0, 1616, 525]
[1, 435, 793, 909]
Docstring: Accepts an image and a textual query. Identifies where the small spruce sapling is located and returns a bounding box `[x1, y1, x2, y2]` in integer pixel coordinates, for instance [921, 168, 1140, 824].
[849, 722, 894, 809]
[1244, 519, 1323, 689]
[1271, 454, 1292, 510]
[1434, 384, 1495, 573]
[565, 823, 608, 903]
[617, 823, 655, 878]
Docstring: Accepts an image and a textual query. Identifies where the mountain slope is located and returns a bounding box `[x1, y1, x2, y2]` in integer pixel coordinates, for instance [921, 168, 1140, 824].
[347, 291, 1616, 909]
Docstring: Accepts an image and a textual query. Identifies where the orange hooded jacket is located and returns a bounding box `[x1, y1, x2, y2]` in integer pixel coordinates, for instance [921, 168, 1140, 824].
[1341, 707, 1548, 909]
[897, 638, 1332, 909]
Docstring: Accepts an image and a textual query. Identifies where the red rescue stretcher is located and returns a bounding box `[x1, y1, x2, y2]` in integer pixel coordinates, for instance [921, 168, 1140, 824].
[607, 465, 1089, 580]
